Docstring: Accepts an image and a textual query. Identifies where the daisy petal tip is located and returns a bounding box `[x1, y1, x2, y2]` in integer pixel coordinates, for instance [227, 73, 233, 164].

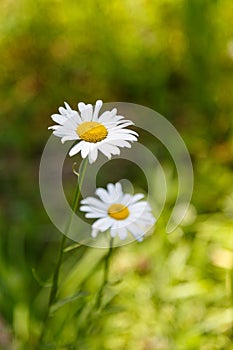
[69, 149, 75, 157]
[111, 108, 117, 115]
[96, 99, 103, 106]
[64, 101, 70, 109]
[88, 156, 95, 164]
[78, 102, 86, 111]
[91, 230, 98, 238]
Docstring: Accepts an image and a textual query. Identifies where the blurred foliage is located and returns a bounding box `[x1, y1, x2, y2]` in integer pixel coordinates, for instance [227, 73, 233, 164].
[0, 0, 233, 349]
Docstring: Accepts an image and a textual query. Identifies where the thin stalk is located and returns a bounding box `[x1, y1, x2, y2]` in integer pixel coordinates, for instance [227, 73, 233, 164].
[95, 237, 114, 310]
[38, 158, 88, 347]
[230, 267, 233, 339]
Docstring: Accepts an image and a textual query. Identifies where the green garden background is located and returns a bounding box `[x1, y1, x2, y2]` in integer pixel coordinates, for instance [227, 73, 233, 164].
[0, 0, 233, 349]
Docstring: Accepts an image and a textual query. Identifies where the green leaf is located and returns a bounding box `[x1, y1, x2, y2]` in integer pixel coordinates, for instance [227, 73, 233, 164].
[32, 268, 52, 288]
[50, 291, 89, 314]
[63, 243, 82, 253]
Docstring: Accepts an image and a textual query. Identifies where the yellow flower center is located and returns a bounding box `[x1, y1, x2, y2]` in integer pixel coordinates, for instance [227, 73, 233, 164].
[76, 122, 108, 143]
[108, 203, 130, 220]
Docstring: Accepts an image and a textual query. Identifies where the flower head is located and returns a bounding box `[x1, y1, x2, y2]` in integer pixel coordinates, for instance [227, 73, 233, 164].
[80, 182, 156, 241]
[49, 100, 138, 163]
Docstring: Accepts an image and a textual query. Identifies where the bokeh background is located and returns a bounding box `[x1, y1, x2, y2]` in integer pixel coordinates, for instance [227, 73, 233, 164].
[0, 0, 233, 349]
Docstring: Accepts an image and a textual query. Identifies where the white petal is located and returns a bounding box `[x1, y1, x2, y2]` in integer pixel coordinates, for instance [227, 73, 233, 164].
[110, 227, 117, 238]
[130, 193, 145, 204]
[104, 144, 120, 155]
[107, 133, 138, 142]
[88, 153, 92, 164]
[81, 197, 108, 210]
[128, 223, 144, 241]
[80, 105, 93, 121]
[58, 106, 67, 115]
[110, 122, 135, 130]
[130, 201, 150, 211]
[48, 125, 59, 130]
[61, 135, 78, 143]
[113, 119, 135, 126]
[91, 228, 99, 238]
[118, 227, 128, 240]
[89, 145, 98, 163]
[98, 110, 116, 123]
[64, 102, 73, 112]
[81, 142, 91, 158]
[110, 220, 120, 232]
[96, 188, 111, 202]
[93, 100, 103, 121]
[108, 129, 138, 137]
[72, 112, 82, 124]
[108, 140, 132, 148]
[98, 144, 112, 159]
[98, 144, 120, 159]
[53, 128, 75, 137]
[107, 183, 115, 195]
[121, 194, 133, 207]
[140, 216, 156, 225]
[78, 102, 87, 112]
[85, 212, 107, 219]
[103, 115, 124, 124]
[63, 117, 78, 129]
[69, 141, 83, 156]
[95, 187, 120, 203]
[115, 182, 123, 196]
[79, 204, 104, 213]
[106, 182, 123, 201]
[51, 114, 67, 124]
[92, 217, 112, 231]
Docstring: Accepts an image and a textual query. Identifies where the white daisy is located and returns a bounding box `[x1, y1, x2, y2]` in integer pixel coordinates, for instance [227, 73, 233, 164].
[48, 100, 138, 164]
[80, 182, 156, 241]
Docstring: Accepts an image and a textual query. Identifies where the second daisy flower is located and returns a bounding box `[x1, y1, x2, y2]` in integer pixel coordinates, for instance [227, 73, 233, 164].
[80, 182, 156, 242]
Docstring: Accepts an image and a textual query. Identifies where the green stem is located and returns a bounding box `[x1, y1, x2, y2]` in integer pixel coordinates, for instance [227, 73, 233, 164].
[230, 267, 233, 339]
[95, 237, 114, 310]
[38, 158, 88, 347]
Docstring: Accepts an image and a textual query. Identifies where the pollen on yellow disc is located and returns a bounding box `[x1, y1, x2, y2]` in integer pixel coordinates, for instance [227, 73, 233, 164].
[108, 203, 130, 220]
[77, 122, 108, 143]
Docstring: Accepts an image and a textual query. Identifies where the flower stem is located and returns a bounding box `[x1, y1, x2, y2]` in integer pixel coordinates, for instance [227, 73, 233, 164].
[38, 158, 88, 347]
[230, 267, 233, 340]
[95, 237, 114, 310]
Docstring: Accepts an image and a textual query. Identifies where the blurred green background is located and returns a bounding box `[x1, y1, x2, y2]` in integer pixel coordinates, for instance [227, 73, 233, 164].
[0, 0, 233, 349]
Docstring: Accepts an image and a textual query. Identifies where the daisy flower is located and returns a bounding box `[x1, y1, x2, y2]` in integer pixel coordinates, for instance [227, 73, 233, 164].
[80, 182, 156, 241]
[48, 100, 138, 163]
